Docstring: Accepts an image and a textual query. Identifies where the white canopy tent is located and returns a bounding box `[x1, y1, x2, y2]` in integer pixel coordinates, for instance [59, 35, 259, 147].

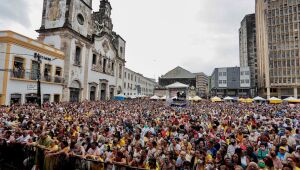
[165, 82, 189, 89]
[283, 97, 297, 101]
[115, 94, 126, 98]
[269, 97, 281, 100]
[253, 96, 266, 101]
[160, 96, 167, 100]
[150, 95, 160, 100]
[224, 96, 234, 100]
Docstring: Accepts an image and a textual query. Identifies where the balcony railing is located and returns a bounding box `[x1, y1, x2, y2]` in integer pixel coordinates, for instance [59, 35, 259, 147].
[11, 70, 64, 84]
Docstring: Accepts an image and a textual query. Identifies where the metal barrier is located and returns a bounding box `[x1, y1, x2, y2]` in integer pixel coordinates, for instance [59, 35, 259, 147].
[0, 142, 146, 170]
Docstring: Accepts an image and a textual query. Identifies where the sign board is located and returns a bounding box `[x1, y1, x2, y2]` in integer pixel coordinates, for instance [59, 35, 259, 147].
[34, 53, 52, 61]
[27, 84, 37, 90]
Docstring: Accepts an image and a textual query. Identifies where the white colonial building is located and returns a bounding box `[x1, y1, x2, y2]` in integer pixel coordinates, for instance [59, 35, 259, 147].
[0, 31, 65, 105]
[37, 0, 126, 102]
[123, 68, 157, 97]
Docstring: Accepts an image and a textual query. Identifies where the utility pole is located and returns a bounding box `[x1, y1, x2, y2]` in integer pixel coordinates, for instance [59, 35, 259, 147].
[34, 53, 42, 108]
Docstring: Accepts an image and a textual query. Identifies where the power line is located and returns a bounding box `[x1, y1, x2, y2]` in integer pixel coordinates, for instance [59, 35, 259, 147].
[0, 51, 34, 57]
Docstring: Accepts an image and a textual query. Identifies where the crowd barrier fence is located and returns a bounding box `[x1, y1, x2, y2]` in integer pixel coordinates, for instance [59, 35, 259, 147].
[0, 142, 147, 170]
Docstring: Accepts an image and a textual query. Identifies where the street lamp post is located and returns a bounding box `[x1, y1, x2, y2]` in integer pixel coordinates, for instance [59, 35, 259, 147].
[34, 53, 42, 108]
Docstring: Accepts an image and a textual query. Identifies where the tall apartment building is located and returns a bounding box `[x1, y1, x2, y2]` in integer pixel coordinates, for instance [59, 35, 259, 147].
[239, 14, 258, 96]
[210, 67, 251, 97]
[256, 0, 300, 98]
[194, 72, 208, 97]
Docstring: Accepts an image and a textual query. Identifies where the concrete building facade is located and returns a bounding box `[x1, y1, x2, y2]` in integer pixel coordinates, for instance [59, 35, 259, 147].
[194, 72, 208, 97]
[123, 68, 157, 97]
[256, 0, 300, 98]
[239, 13, 258, 96]
[0, 31, 65, 105]
[210, 67, 251, 97]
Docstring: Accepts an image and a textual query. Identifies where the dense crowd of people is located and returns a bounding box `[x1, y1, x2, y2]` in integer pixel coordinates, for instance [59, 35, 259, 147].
[0, 100, 299, 170]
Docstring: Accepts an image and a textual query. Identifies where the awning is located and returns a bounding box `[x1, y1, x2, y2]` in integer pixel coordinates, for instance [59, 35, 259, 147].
[224, 96, 234, 100]
[150, 95, 160, 100]
[165, 82, 189, 89]
[253, 96, 266, 101]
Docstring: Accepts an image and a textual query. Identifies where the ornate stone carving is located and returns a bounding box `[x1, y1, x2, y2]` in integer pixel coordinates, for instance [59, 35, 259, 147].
[48, 0, 61, 21]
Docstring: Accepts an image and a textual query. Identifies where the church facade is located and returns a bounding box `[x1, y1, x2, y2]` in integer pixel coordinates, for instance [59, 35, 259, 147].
[37, 0, 126, 102]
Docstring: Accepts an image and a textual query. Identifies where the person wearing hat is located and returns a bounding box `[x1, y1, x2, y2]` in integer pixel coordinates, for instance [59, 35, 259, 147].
[277, 146, 288, 161]
[276, 137, 294, 154]
[257, 160, 267, 170]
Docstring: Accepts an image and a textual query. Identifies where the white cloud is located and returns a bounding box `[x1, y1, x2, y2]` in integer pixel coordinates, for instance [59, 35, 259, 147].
[0, 0, 255, 78]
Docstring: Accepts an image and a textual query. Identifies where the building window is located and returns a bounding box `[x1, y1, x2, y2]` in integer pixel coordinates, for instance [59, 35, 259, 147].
[74, 46, 81, 66]
[31, 60, 39, 80]
[119, 64, 122, 79]
[124, 83, 126, 89]
[54, 94, 60, 103]
[103, 58, 107, 73]
[44, 64, 52, 82]
[13, 57, 25, 78]
[219, 72, 222, 76]
[223, 72, 227, 76]
[55, 67, 62, 76]
[124, 72, 126, 78]
[92, 54, 97, 65]
[111, 62, 115, 75]
[219, 80, 223, 84]
[54, 67, 62, 83]
[223, 80, 227, 84]
[43, 94, 51, 103]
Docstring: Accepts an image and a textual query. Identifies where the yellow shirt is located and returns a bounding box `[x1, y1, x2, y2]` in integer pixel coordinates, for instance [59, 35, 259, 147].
[119, 137, 126, 147]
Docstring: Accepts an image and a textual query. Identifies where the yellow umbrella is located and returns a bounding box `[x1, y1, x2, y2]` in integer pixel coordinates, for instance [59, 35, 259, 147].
[245, 98, 254, 103]
[268, 97, 282, 104]
[238, 98, 246, 102]
[192, 96, 202, 101]
[288, 99, 300, 103]
[211, 96, 222, 102]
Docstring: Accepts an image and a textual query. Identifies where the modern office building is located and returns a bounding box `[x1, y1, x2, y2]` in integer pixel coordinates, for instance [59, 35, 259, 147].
[256, 0, 300, 98]
[239, 13, 258, 96]
[210, 67, 251, 97]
